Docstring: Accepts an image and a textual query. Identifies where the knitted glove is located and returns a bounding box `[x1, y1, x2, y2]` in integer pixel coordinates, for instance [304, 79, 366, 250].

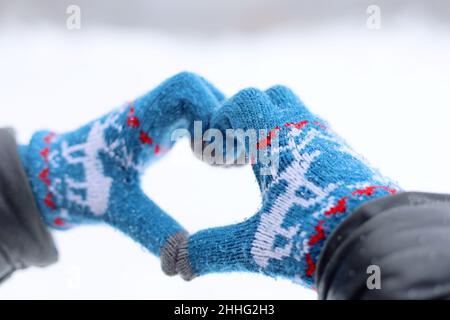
[180, 85, 400, 286]
[19, 72, 224, 274]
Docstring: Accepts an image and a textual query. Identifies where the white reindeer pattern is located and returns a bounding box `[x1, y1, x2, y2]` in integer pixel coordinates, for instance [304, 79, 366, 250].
[60, 112, 122, 216]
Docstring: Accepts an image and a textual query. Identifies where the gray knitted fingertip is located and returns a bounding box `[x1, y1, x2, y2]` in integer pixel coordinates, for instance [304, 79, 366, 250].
[176, 240, 196, 281]
[160, 232, 196, 280]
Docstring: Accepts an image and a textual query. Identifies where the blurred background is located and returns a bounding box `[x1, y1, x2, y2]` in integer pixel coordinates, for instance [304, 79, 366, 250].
[0, 0, 449, 299]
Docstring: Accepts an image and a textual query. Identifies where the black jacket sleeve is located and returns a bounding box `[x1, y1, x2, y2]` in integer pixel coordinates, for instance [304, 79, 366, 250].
[0, 128, 58, 283]
[317, 191, 450, 299]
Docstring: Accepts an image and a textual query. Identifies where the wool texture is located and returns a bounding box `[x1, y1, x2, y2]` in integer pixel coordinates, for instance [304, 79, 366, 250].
[185, 85, 400, 287]
[19, 72, 399, 286]
[19, 72, 224, 257]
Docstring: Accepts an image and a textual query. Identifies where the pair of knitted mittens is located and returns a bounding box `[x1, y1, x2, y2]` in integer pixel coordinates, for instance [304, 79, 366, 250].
[20, 72, 398, 286]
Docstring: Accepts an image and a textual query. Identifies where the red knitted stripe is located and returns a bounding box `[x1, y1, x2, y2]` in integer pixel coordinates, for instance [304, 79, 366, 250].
[305, 253, 316, 277]
[43, 133, 56, 144]
[257, 126, 280, 150]
[305, 185, 398, 277]
[325, 196, 348, 216]
[308, 220, 325, 246]
[39, 133, 57, 211]
[352, 185, 397, 197]
[53, 217, 65, 227]
[40, 147, 50, 161]
[285, 120, 309, 129]
[139, 130, 153, 145]
[44, 192, 56, 210]
[256, 119, 327, 150]
[38, 168, 51, 186]
[127, 106, 140, 128]
[126, 103, 159, 151]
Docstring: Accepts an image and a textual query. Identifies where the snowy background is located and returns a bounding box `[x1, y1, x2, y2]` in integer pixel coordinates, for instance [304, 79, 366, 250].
[0, 0, 449, 299]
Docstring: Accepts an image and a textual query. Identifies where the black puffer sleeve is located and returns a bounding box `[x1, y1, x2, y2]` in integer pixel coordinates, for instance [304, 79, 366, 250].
[317, 191, 450, 299]
[0, 128, 58, 283]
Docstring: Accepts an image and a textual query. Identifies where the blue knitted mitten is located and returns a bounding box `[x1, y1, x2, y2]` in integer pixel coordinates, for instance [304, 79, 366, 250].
[184, 86, 400, 286]
[19, 72, 224, 270]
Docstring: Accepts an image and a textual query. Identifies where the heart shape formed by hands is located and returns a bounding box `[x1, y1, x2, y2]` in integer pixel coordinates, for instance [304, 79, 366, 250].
[20, 72, 399, 286]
